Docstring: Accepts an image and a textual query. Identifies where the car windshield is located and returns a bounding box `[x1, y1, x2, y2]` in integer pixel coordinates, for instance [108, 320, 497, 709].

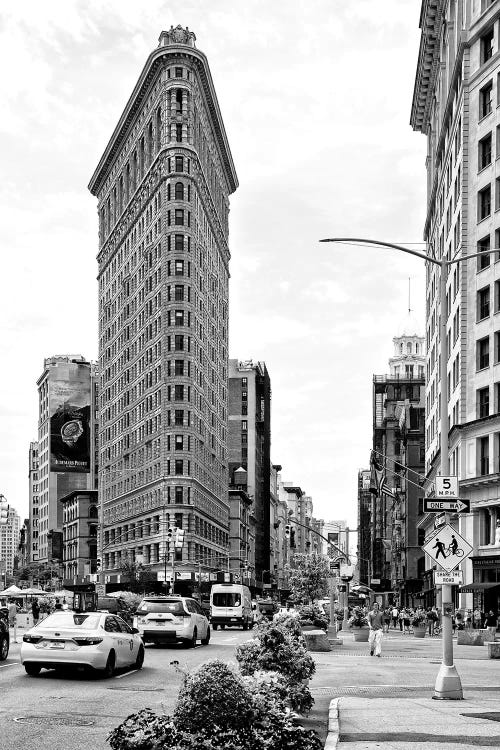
[212, 593, 242, 607]
[259, 602, 275, 611]
[137, 600, 185, 614]
[37, 613, 101, 629]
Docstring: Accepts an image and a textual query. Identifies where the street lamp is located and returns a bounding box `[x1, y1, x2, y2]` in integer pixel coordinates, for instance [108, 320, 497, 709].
[319, 236, 487, 700]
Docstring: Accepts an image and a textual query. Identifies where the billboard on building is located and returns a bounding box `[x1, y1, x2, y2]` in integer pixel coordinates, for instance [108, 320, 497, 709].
[50, 364, 91, 473]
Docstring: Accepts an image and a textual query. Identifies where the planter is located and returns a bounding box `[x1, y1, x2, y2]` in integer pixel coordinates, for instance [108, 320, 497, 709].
[300, 624, 317, 632]
[413, 626, 426, 639]
[351, 626, 369, 642]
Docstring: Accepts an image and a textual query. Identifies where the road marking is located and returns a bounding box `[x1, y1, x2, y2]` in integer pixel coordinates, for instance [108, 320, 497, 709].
[114, 669, 139, 679]
[0, 662, 19, 669]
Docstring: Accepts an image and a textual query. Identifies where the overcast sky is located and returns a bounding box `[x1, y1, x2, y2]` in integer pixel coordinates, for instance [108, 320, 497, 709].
[0, 0, 427, 538]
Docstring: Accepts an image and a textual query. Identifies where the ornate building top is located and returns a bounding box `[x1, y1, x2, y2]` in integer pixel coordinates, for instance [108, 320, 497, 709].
[158, 25, 196, 48]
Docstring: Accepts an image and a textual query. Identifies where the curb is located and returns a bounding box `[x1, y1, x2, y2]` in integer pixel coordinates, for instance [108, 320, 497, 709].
[324, 697, 340, 749]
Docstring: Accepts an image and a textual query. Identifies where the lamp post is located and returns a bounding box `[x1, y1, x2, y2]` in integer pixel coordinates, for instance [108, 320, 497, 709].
[319, 236, 487, 700]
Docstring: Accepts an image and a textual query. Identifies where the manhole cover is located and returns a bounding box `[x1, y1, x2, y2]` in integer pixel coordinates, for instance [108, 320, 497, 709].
[14, 716, 95, 726]
[108, 686, 164, 692]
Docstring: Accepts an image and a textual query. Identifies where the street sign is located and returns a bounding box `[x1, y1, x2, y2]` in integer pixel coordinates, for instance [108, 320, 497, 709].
[424, 498, 470, 513]
[422, 523, 472, 573]
[434, 570, 463, 586]
[435, 476, 458, 499]
[434, 513, 446, 529]
[157, 572, 172, 582]
[95, 583, 106, 596]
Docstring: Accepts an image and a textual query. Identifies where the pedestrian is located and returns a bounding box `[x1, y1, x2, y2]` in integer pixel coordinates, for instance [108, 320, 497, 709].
[382, 607, 391, 634]
[368, 601, 384, 657]
[403, 608, 411, 634]
[54, 598, 62, 610]
[61, 597, 69, 611]
[473, 607, 482, 629]
[391, 605, 399, 629]
[433, 537, 446, 560]
[31, 598, 40, 626]
[427, 607, 437, 636]
[455, 611, 464, 631]
[465, 609, 472, 629]
[398, 608, 404, 632]
[485, 610, 498, 639]
[7, 599, 17, 628]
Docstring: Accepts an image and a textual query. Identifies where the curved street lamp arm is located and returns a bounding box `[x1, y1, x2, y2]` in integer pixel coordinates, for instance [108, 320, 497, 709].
[319, 237, 442, 267]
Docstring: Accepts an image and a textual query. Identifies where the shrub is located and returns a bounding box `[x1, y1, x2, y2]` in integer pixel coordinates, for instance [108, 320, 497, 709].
[107, 708, 183, 750]
[173, 660, 254, 733]
[348, 608, 368, 627]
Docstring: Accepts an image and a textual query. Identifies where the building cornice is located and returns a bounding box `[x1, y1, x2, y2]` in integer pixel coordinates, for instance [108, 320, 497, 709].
[410, 0, 445, 133]
[88, 42, 238, 197]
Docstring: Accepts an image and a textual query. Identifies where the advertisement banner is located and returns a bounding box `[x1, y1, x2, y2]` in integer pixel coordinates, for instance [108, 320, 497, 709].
[50, 365, 91, 473]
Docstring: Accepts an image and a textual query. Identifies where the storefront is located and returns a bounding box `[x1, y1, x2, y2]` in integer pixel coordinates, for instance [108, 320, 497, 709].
[461, 556, 500, 613]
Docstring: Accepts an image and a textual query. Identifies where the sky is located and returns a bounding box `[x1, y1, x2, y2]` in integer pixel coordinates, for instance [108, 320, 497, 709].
[0, 0, 427, 535]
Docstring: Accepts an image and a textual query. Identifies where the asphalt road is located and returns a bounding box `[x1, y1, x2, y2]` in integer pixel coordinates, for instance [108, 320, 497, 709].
[1, 628, 252, 750]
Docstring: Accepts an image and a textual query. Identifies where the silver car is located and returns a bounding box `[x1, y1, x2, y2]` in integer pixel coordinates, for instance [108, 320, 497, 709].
[21, 611, 144, 677]
[134, 596, 210, 647]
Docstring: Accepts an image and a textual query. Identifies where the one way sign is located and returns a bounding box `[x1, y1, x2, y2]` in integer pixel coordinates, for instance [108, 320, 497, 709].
[423, 498, 470, 514]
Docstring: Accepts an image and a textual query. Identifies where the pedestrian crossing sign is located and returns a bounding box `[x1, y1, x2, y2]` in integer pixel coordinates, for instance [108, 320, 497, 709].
[421, 523, 472, 573]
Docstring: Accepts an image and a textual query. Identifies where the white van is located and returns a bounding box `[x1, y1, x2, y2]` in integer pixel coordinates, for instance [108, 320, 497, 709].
[210, 583, 253, 630]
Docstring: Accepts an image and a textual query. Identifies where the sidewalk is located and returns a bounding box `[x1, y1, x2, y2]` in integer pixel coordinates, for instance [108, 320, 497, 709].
[306, 629, 500, 749]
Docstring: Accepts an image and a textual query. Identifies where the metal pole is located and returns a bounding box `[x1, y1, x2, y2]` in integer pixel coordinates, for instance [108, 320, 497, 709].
[434, 259, 463, 700]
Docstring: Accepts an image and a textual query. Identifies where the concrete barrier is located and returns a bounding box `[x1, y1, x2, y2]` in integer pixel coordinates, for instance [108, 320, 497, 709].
[457, 630, 484, 646]
[303, 629, 331, 652]
[487, 642, 500, 658]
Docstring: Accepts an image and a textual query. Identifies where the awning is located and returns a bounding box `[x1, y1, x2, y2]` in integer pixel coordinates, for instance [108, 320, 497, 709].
[459, 582, 500, 593]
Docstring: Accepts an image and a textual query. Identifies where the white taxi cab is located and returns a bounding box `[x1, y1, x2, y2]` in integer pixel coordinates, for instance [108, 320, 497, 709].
[21, 611, 144, 677]
[133, 596, 210, 647]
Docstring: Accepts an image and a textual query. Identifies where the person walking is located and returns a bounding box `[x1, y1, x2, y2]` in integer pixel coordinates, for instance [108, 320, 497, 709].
[427, 606, 438, 636]
[382, 607, 391, 634]
[31, 599, 40, 626]
[473, 607, 482, 629]
[368, 601, 384, 657]
[485, 610, 498, 639]
[391, 605, 399, 629]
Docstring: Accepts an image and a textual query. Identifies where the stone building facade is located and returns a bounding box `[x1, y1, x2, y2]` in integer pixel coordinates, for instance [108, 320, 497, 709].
[88, 27, 238, 587]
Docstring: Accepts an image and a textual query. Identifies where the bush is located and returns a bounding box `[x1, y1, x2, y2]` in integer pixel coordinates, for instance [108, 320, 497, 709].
[173, 660, 254, 733]
[348, 608, 368, 627]
[107, 709, 183, 750]
[297, 605, 328, 631]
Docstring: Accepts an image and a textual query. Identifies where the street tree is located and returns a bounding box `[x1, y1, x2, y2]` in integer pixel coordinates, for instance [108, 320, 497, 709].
[286, 553, 330, 603]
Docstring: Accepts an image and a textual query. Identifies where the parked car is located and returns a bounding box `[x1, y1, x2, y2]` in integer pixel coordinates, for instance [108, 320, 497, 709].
[133, 596, 210, 647]
[20, 611, 144, 677]
[0, 609, 9, 661]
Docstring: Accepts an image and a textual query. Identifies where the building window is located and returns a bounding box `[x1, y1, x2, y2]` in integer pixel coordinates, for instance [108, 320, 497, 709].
[174, 335, 184, 351]
[175, 182, 184, 200]
[479, 132, 492, 170]
[241, 403, 248, 415]
[241, 420, 247, 431]
[175, 359, 184, 376]
[478, 387, 490, 418]
[478, 185, 492, 221]
[175, 459, 183, 475]
[477, 336, 490, 370]
[480, 81, 493, 118]
[175, 156, 183, 172]
[478, 235, 491, 270]
[495, 331, 500, 363]
[176, 123, 183, 142]
[174, 409, 184, 426]
[242, 391, 247, 401]
[495, 382, 500, 413]
[175, 310, 184, 326]
[174, 385, 184, 400]
[478, 436, 490, 476]
[175, 234, 184, 253]
[175, 67, 183, 78]
[478, 285, 491, 320]
[481, 28, 494, 65]
[175, 435, 183, 450]
[175, 260, 184, 276]
[175, 486, 183, 503]
[175, 209, 184, 226]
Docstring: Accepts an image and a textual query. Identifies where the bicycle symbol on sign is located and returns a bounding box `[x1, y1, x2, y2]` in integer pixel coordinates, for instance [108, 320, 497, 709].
[433, 535, 464, 560]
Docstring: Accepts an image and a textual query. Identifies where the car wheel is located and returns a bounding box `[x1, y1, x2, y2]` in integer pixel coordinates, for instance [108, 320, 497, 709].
[201, 627, 210, 645]
[220, 624, 225, 630]
[212, 623, 218, 631]
[102, 651, 116, 678]
[24, 663, 41, 676]
[242, 621, 248, 631]
[134, 645, 145, 669]
[184, 628, 197, 648]
[0, 634, 9, 661]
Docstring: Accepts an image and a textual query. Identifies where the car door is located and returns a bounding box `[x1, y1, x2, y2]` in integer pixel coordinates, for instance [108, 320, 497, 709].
[115, 616, 137, 666]
[185, 600, 200, 638]
[192, 600, 207, 638]
[104, 616, 124, 666]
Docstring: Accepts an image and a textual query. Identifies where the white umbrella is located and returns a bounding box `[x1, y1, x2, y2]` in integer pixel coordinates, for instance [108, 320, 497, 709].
[20, 588, 46, 596]
[0, 585, 23, 596]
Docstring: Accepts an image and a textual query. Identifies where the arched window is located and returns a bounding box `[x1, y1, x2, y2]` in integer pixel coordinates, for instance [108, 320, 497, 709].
[415, 343, 419, 354]
[175, 182, 184, 200]
[407, 342, 412, 354]
[89, 505, 98, 519]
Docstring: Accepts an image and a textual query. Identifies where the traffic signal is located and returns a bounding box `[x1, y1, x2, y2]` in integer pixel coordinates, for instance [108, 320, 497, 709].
[285, 524, 291, 538]
[290, 528, 296, 549]
[167, 526, 175, 542]
[0, 497, 9, 525]
[174, 528, 185, 549]
[96, 558, 102, 572]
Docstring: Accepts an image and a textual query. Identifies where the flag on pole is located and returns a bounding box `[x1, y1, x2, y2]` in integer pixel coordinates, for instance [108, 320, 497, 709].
[369, 451, 396, 497]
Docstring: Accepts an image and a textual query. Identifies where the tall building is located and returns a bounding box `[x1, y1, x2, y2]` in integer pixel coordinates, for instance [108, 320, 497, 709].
[88, 27, 238, 588]
[28, 441, 39, 562]
[411, 0, 500, 614]
[371, 329, 425, 603]
[35, 355, 98, 564]
[228, 360, 271, 588]
[357, 470, 372, 586]
[0, 506, 21, 576]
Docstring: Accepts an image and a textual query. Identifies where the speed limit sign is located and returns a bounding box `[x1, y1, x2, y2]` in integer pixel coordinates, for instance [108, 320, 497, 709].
[435, 476, 458, 499]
